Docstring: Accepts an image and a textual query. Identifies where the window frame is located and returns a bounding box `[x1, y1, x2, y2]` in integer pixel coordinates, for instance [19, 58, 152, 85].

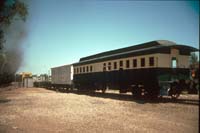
[126, 60, 130, 68]
[133, 59, 137, 68]
[119, 60, 123, 67]
[103, 63, 106, 71]
[77, 68, 79, 74]
[80, 67, 82, 73]
[149, 57, 154, 66]
[114, 62, 117, 69]
[108, 62, 111, 70]
[141, 58, 145, 67]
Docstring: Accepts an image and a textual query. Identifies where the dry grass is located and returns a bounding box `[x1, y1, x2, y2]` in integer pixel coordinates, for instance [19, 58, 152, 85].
[0, 87, 199, 133]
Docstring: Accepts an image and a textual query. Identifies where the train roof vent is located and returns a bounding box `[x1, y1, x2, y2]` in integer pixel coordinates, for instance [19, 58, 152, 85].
[156, 40, 176, 46]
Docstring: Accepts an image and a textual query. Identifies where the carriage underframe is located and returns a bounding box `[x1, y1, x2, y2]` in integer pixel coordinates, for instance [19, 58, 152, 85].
[73, 68, 190, 99]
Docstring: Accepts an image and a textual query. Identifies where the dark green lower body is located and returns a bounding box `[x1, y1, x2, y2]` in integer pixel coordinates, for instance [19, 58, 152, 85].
[73, 68, 190, 97]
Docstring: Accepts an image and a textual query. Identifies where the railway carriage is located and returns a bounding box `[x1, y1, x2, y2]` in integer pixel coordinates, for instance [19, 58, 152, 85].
[51, 64, 73, 90]
[73, 40, 198, 98]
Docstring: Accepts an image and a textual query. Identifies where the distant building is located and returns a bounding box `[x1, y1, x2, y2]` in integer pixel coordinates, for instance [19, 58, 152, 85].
[15, 72, 33, 88]
[15, 72, 32, 82]
[23, 77, 33, 88]
[32, 74, 51, 82]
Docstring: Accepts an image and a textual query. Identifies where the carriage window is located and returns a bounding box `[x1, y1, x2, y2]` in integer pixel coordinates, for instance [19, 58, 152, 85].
[90, 66, 93, 72]
[108, 66, 111, 70]
[120, 60, 123, 67]
[172, 57, 177, 68]
[133, 59, 137, 67]
[74, 68, 76, 74]
[141, 58, 145, 67]
[114, 62, 117, 69]
[149, 57, 154, 66]
[80, 67, 82, 73]
[86, 66, 88, 72]
[77, 68, 79, 73]
[108, 62, 111, 70]
[126, 60, 130, 68]
[103, 63, 106, 71]
[83, 67, 85, 72]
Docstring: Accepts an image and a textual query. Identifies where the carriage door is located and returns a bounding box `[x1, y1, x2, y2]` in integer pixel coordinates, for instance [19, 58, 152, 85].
[171, 57, 177, 68]
[171, 48, 179, 68]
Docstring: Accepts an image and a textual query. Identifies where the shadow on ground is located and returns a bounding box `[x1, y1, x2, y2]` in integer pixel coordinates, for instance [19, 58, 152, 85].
[0, 98, 11, 104]
[49, 88, 199, 106]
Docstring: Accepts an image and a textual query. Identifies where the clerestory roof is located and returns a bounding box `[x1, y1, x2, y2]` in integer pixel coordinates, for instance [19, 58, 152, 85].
[73, 40, 198, 66]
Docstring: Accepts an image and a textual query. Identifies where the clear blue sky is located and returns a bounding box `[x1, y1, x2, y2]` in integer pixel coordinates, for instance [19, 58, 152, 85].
[18, 0, 199, 75]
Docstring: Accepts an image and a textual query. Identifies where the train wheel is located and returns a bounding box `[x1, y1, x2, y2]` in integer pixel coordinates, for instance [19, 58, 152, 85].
[171, 93, 180, 99]
[119, 89, 127, 93]
[100, 84, 107, 93]
[169, 82, 180, 99]
[171, 86, 180, 99]
[102, 88, 106, 93]
[88, 88, 95, 94]
[132, 85, 142, 98]
[146, 86, 159, 100]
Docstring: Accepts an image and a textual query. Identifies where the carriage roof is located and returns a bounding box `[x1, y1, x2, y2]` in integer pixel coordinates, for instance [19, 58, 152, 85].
[74, 40, 198, 66]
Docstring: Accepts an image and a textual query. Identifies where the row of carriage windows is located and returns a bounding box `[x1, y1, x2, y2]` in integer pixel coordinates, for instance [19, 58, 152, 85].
[74, 57, 155, 74]
[74, 65, 93, 74]
[103, 57, 155, 71]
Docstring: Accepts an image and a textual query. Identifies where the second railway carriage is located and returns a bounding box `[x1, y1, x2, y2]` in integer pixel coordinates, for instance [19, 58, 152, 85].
[51, 64, 73, 90]
[73, 40, 198, 98]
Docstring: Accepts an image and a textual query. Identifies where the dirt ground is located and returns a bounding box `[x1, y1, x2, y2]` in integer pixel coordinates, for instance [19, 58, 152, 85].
[0, 86, 199, 133]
